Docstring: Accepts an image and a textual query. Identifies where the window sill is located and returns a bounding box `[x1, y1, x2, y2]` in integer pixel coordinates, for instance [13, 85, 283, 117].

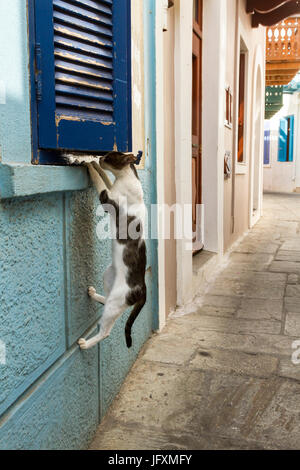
[0, 163, 89, 200]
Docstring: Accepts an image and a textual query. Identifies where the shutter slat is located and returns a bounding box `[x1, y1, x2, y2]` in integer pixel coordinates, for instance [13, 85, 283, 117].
[53, 0, 112, 27]
[65, 0, 112, 15]
[56, 82, 113, 101]
[54, 49, 112, 71]
[53, 10, 112, 38]
[54, 35, 113, 60]
[55, 71, 112, 91]
[56, 94, 113, 112]
[56, 106, 113, 121]
[55, 59, 113, 80]
[54, 25, 112, 49]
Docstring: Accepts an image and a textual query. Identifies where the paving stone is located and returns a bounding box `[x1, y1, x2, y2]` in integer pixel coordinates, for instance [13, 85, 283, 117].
[286, 285, 300, 297]
[102, 362, 208, 432]
[142, 330, 198, 366]
[233, 240, 280, 254]
[278, 357, 300, 382]
[208, 272, 286, 300]
[202, 295, 241, 309]
[101, 361, 281, 443]
[193, 330, 295, 357]
[284, 297, 300, 313]
[173, 314, 281, 335]
[284, 313, 300, 337]
[216, 271, 286, 283]
[226, 253, 273, 273]
[288, 274, 299, 285]
[189, 349, 278, 378]
[280, 239, 300, 251]
[269, 261, 300, 274]
[247, 380, 300, 449]
[89, 420, 265, 450]
[236, 298, 283, 321]
[197, 305, 236, 318]
[252, 221, 298, 238]
[276, 251, 300, 262]
[155, 317, 294, 357]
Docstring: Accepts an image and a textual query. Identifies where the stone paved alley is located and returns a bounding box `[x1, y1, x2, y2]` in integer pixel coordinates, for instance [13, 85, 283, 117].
[90, 193, 300, 450]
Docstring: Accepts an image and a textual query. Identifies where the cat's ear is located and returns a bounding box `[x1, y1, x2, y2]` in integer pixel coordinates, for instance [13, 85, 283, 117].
[124, 154, 137, 165]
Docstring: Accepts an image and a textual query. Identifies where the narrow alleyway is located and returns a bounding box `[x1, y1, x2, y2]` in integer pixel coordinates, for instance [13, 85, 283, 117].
[90, 193, 300, 450]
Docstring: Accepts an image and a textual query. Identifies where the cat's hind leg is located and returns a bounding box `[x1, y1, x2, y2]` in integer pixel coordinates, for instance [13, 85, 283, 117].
[78, 294, 127, 350]
[87, 266, 115, 306]
[88, 286, 106, 305]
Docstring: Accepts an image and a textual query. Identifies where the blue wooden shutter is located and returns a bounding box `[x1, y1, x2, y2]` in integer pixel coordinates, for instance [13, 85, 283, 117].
[264, 129, 270, 165]
[34, 0, 131, 152]
[288, 115, 294, 162]
[278, 117, 288, 162]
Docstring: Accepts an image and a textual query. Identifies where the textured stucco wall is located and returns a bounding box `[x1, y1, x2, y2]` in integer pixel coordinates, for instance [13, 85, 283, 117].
[0, 0, 157, 449]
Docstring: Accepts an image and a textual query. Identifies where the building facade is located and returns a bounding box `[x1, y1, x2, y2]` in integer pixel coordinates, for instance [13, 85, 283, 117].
[264, 89, 300, 193]
[156, 0, 266, 322]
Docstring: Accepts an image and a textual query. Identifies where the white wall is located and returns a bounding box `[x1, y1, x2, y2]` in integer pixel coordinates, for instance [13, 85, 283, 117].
[263, 92, 300, 193]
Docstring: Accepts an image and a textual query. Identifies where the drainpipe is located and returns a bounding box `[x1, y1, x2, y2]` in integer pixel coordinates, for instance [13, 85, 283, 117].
[231, 0, 239, 233]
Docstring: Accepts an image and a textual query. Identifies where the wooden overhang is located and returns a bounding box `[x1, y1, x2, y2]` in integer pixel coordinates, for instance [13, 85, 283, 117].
[265, 17, 300, 85]
[247, 1, 300, 28]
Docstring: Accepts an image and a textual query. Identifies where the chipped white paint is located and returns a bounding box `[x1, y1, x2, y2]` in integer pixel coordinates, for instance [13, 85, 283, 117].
[131, 0, 145, 168]
[132, 43, 142, 83]
[133, 83, 141, 109]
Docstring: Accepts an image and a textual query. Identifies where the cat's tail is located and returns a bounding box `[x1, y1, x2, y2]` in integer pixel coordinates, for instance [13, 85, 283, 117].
[125, 297, 146, 348]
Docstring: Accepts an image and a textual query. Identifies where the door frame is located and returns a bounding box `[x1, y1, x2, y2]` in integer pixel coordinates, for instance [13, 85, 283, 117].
[174, 0, 194, 306]
[192, 0, 203, 253]
[156, 0, 227, 309]
[249, 45, 264, 228]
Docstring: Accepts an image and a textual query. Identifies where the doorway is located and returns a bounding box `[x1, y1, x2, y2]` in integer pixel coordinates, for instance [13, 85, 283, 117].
[192, 0, 203, 253]
[249, 52, 264, 227]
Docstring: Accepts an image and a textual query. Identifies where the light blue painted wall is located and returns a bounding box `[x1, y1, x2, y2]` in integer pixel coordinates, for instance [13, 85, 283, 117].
[0, 0, 157, 449]
[0, 0, 32, 164]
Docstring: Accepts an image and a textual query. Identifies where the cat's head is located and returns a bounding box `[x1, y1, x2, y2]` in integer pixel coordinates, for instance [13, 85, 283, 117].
[100, 152, 137, 176]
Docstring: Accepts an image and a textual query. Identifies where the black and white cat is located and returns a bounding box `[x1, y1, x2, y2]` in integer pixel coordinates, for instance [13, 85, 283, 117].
[77, 152, 147, 350]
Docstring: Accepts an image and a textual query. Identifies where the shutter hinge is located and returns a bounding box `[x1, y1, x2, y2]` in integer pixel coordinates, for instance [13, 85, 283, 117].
[35, 43, 42, 101]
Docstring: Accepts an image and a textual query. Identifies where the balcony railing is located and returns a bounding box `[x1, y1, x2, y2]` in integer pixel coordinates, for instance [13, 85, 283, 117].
[266, 17, 300, 85]
[266, 17, 300, 61]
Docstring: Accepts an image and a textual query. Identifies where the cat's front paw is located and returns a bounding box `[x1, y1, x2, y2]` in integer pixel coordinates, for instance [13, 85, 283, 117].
[78, 338, 88, 350]
[88, 286, 96, 297]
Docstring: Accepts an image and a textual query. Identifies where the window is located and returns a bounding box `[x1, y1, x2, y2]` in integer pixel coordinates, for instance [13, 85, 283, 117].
[193, 0, 203, 30]
[278, 115, 294, 162]
[225, 86, 233, 128]
[29, 0, 132, 164]
[237, 52, 246, 163]
[264, 128, 271, 165]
